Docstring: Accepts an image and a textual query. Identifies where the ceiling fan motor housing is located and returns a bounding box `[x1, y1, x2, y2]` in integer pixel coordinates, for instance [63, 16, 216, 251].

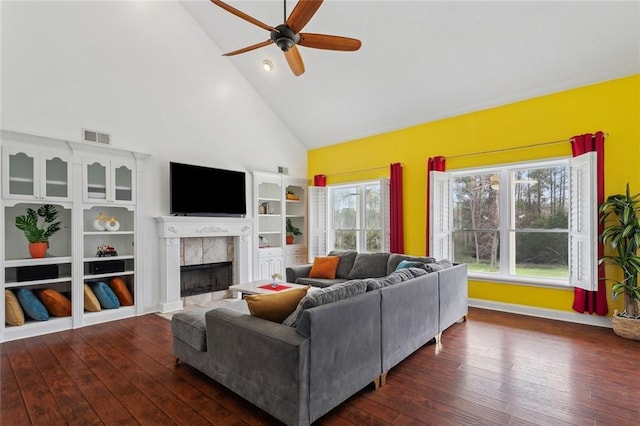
[271, 24, 299, 51]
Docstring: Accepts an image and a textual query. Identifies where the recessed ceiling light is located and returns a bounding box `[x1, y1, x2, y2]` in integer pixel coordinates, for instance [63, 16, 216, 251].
[262, 59, 273, 72]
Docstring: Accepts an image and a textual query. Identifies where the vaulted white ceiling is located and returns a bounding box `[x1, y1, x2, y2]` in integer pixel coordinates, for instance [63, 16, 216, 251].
[180, 0, 640, 150]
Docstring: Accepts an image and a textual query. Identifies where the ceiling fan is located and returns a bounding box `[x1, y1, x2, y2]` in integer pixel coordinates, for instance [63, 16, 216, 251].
[210, 0, 362, 76]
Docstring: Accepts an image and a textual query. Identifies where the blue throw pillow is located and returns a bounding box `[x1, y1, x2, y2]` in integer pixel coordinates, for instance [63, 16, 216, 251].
[90, 281, 120, 309]
[16, 288, 49, 321]
[395, 260, 427, 271]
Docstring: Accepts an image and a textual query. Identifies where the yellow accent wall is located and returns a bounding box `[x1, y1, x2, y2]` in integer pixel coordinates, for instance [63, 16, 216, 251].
[308, 74, 640, 316]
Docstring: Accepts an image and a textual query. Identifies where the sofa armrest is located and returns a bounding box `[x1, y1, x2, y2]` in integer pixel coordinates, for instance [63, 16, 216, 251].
[205, 305, 310, 425]
[438, 263, 468, 333]
[286, 264, 313, 283]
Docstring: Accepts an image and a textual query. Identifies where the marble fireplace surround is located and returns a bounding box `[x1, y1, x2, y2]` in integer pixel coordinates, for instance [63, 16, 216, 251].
[156, 216, 252, 313]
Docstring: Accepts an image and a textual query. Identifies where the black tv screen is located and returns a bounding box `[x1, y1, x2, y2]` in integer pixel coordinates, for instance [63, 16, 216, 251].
[170, 162, 247, 217]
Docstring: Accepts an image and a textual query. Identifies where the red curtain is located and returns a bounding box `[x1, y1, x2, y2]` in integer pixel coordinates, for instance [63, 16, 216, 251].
[390, 163, 404, 253]
[426, 156, 446, 255]
[571, 131, 608, 316]
[313, 174, 326, 186]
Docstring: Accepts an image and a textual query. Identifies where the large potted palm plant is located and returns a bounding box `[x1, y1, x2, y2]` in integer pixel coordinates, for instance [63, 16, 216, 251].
[599, 183, 640, 340]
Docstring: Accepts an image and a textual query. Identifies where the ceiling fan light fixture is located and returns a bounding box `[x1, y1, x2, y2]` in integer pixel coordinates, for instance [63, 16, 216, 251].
[275, 37, 295, 51]
[271, 24, 298, 52]
[262, 59, 273, 72]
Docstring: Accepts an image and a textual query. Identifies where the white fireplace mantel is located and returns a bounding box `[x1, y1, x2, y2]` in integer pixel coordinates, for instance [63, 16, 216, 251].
[156, 216, 252, 312]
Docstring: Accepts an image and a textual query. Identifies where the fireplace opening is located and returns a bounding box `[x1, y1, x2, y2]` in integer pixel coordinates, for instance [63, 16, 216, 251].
[180, 261, 232, 297]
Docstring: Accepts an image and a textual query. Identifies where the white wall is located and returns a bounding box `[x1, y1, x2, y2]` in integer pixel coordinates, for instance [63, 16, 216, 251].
[0, 0, 308, 312]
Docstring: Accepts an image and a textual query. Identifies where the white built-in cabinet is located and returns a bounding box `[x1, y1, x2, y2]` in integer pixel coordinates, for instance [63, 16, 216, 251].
[0, 130, 148, 342]
[252, 171, 308, 281]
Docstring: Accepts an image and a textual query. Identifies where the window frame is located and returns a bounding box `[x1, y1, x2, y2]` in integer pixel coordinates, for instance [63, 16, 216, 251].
[307, 178, 390, 260]
[328, 180, 387, 253]
[430, 154, 597, 290]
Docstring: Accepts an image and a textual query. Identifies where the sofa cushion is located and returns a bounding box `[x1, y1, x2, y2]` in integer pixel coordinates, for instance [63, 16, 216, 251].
[171, 309, 207, 352]
[363, 275, 402, 291]
[37, 289, 71, 317]
[5, 290, 25, 326]
[327, 250, 358, 278]
[387, 253, 435, 275]
[16, 288, 49, 321]
[424, 259, 454, 272]
[283, 280, 367, 327]
[295, 277, 347, 288]
[308, 256, 340, 279]
[389, 267, 428, 281]
[347, 252, 390, 279]
[245, 286, 310, 323]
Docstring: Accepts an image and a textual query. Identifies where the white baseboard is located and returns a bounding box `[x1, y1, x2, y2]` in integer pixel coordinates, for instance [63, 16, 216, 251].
[469, 298, 612, 328]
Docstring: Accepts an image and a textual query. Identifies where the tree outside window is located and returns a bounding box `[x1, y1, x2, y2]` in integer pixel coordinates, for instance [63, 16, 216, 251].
[452, 164, 569, 280]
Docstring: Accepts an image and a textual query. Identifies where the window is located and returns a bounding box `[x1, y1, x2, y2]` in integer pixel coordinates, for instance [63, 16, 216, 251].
[430, 154, 597, 289]
[308, 179, 389, 259]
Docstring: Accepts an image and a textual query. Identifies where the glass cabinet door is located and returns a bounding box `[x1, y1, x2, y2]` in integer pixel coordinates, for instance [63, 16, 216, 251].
[3, 148, 71, 201]
[113, 164, 133, 202]
[84, 159, 135, 204]
[86, 161, 108, 201]
[43, 155, 70, 199]
[7, 151, 36, 197]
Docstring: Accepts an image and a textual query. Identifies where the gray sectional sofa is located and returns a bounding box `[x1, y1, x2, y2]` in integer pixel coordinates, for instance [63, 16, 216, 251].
[171, 251, 468, 426]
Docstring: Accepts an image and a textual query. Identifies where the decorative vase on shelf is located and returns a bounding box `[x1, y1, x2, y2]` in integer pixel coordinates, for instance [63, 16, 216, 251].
[105, 216, 120, 232]
[93, 212, 107, 231]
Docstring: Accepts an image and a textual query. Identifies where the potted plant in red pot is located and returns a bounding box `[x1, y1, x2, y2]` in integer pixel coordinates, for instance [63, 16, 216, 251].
[15, 204, 61, 258]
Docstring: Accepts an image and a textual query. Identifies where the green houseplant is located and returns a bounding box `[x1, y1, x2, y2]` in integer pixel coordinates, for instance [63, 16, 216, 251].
[286, 218, 302, 245]
[15, 204, 62, 258]
[599, 183, 640, 339]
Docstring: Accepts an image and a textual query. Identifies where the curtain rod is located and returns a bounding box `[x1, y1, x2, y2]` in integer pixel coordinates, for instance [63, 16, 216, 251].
[445, 132, 608, 161]
[445, 138, 569, 160]
[323, 163, 402, 178]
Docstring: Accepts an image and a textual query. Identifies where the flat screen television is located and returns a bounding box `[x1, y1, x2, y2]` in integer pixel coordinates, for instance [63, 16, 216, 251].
[170, 161, 247, 217]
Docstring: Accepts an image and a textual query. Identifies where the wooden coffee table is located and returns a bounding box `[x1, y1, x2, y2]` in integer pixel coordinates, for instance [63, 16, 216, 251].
[229, 280, 313, 299]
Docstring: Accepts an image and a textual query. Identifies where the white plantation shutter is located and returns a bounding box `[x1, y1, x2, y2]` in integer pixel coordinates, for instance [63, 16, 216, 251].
[429, 170, 452, 259]
[569, 152, 597, 291]
[380, 177, 390, 252]
[308, 186, 328, 261]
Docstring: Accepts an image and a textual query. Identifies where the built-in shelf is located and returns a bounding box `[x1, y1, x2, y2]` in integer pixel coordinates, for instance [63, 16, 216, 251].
[1, 129, 148, 343]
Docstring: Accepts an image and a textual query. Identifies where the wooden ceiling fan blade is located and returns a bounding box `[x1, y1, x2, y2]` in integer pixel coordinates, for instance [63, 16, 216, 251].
[298, 33, 361, 51]
[210, 0, 277, 32]
[286, 0, 323, 34]
[284, 45, 305, 76]
[222, 40, 273, 56]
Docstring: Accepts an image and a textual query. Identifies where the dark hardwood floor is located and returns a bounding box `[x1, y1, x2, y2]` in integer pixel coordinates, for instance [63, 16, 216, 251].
[2, 307, 639, 425]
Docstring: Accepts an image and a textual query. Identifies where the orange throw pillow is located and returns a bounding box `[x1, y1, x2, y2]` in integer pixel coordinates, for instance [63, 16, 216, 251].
[37, 289, 72, 317]
[109, 277, 134, 306]
[308, 256, 341, 279]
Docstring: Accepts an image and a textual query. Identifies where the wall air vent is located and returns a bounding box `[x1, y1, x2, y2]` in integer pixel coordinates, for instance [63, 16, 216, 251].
[82, 129, 111, 145]
[277, 166, 289, 175]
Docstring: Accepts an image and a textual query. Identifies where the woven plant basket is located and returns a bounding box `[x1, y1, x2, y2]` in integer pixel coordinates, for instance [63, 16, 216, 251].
[611, 309, 640, 341]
